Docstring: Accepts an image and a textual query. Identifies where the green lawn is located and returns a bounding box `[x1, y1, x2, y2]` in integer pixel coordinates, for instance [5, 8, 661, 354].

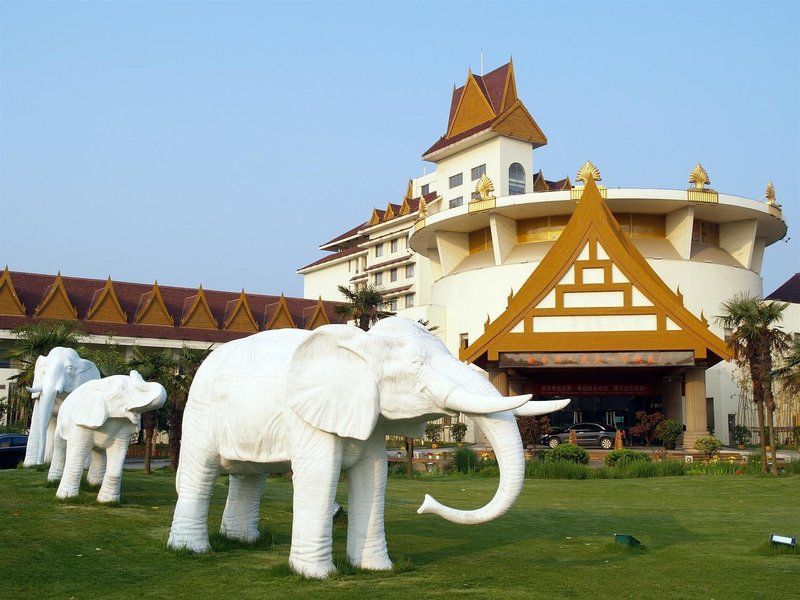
[1, 468, 798, 599]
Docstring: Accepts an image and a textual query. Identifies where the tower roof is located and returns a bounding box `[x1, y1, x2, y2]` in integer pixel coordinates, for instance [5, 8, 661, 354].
[423, 61, 547, 160]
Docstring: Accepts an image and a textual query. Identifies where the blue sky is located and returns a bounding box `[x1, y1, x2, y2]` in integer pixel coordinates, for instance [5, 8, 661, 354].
[1, 0, 798, 299]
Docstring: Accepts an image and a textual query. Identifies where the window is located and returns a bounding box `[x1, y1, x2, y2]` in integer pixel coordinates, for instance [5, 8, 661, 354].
[388, 298, 398, 311]
[391, 238, 398, 253]
[449, 173, 463, 188]
[421, 184, 429, 196]
[459, 333, 469, 349]
[449, 196, 463, 209]
[375, 272, 383, 285]
[390, 268, 398, 282]
[375, 244, 383, 258]
[471, 164, 486, 181]
[509, 163, 526, 195]
[405, 263, 415, 278]
[405, 294, 414, 308]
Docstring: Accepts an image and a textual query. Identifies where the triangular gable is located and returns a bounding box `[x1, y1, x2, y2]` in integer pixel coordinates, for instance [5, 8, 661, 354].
[34, 273, 77, 320]
[369, 208, 385, 226]
[223, 290, 259, 333]
[265, 294, 297, 330]
[305, 297, 331, 330]
[404, 179, 414, 202]
[462, 178, 731, 366]
[499, 58, 518, 113]
[181, 286, 219, 329]
[533, 170, 549, 192]
[383, 203, 396, 221]
[86, 277, 127, 324]
[135, 282, 175, 326]
[0, 267, 26, 316]
[447, 70, 497, 138]
[490, 100, 547, 147]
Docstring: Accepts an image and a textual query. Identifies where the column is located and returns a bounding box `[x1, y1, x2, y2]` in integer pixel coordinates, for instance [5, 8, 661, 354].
[683, 368, 707, 451]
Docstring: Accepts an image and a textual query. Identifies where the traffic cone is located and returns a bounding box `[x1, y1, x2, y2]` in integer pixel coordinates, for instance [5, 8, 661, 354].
[569, 429, 577, 445]
[615, 429, 624, 449]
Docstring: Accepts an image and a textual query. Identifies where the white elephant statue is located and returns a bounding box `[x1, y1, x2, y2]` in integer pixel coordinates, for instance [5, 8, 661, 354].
[48, 371, 167, 503]
[168, 317, 568, 578]
[24, 347, 101, 467]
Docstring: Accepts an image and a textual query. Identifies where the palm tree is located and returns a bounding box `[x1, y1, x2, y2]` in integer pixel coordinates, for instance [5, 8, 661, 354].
[163, 346, 211, 470]
[716, 294, 790, 474]
[773, 337, 800, 397]
[127, 347, 174, 474]
[334, 284, 392, 331]
[3, 320, 84, 428]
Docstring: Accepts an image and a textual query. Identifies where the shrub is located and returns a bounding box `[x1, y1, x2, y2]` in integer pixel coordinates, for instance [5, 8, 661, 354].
[629, 411, 664, 446]
[657, 419, 683, 444]
[604, 448, 651, 467]
[450, 421, 468, 444]
[424, 423, 441, 444]
[453, 447, 477, 474]
[784, 458, 800, 475]
[732, 424, 752, 445]
[543, 444, 590, 464]
[694, 436, 723, 458]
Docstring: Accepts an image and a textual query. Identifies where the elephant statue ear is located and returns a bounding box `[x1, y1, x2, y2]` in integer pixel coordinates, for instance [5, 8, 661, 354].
[286, 325, 380, 441]
[73, 387, 109, 429]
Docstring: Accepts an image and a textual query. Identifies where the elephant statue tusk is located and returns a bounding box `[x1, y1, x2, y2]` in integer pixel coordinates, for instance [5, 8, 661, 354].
[513, 398, 571, 417]
[27, 386, 43, 394]
[443, 389, 532, 415]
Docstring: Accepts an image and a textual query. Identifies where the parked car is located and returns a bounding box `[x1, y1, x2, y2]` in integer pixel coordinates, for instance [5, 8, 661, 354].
[0, 433, 28, 469]
[540, 423, 616, 449]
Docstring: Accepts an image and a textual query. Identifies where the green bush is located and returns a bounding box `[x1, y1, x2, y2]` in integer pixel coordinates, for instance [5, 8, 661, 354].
[694, 436, 723, 458]
[453, 447, 477, 474]
[543, 444, 590, 464]
[604, 448, 651, 467]
[784, 458, 800, 475]
[477, 464, 500, 477]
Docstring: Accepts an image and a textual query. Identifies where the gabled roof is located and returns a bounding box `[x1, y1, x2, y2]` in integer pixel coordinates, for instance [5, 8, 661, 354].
[265, 294, 297, 330]
[0, 270, 347, 343]
[0, 267, 25, 317]
[766, 273, 800, 303]
[461, 178, 732, 367]
[423, 60, 547, 159]
[35, 273, 78, 320]
[86, 277, 127, 324]
[305, 297, 331, 330]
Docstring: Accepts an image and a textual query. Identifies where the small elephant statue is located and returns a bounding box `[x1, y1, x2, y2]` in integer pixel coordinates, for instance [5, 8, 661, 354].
[24, 347, 101, 467]
[168, 317, 567, 578]
[48, 370, 167, 503]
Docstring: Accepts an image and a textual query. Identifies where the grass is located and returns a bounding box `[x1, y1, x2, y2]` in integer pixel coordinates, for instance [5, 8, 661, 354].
[1, 467, 799, 599]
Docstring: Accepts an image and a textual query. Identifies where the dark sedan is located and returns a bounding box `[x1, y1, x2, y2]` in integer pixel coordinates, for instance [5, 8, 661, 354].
[0, 433, 28, 469]
[540, 423, 616, 449]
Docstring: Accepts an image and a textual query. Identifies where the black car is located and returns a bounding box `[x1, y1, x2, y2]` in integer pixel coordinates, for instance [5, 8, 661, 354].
[540, 423, 616, 449]
[0, 433, 28, 469]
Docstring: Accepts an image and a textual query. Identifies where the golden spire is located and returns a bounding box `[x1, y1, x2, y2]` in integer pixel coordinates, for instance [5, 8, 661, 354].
[418, 196, 428, 219]
[576, 160, 601, 184]
[689, 163, 710, 190]
[474, 174, 496, 202]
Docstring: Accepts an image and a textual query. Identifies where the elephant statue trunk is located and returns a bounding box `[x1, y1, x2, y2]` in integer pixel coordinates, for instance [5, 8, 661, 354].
[417, 411, 524, 524]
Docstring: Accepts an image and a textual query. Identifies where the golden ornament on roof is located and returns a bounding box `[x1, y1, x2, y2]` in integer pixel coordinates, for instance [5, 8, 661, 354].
[576, 161, 601, 184]
[474, 174, 496, 201]
[418, 197, 428, 219]
[765, 181, 777, 206]
[689, 163, 710, 190]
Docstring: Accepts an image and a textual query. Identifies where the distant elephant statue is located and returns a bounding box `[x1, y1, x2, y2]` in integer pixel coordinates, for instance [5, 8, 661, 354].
[168, 317, 568, 578]
[48, 371, 167, 503]
[24, 347, 101, 467]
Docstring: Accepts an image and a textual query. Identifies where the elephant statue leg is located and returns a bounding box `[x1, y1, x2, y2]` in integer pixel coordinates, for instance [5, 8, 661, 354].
[220, 473, 268, 542]
[47, 435, 67, 482]
[287, 432, 343, 578]
[168, 454, 222, 552]
[56, 433, 94, 499]
[345, 434, 392, 571]
[86, 448, 107, 486]
[96, 438, 129, 503]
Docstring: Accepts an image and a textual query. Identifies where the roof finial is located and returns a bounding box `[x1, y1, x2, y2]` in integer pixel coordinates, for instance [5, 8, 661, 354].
[576, 160, 602, 184]
[688, 163, 710, 190]
[765, 181, 779, 207]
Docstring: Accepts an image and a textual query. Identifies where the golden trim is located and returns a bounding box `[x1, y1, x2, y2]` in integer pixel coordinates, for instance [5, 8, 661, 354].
[135, 282, 175, 326]
[571, 186, 606, 200]
[576, 160, 602, 184]
[687, 189, 719, 204]
[468, 197, 496, 213]
[305, 297, 331, 330]
[473, 174, 496, 202]
[265, 293, 297, 330]
[223, 290, 258, 332]
[181, 286, 219, 329]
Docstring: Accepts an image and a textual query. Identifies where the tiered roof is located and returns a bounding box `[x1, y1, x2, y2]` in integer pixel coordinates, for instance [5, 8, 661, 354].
[0, 268, 345, 343]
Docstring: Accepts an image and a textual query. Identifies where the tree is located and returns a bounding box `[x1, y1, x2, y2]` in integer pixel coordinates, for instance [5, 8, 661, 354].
[516, 415, 550, 449]
[2, 320, 84, 428]
[716, 294, 790, 474]
[772, 337, 800, 398]
[629, 411, 664, 446]
[334, 284, 392, 331]
[163, 346, 211, 470]
[127, 347, 174, 474]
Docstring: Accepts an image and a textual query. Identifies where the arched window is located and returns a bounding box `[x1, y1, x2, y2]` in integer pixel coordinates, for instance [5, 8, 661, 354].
[509, 163, 526, 195]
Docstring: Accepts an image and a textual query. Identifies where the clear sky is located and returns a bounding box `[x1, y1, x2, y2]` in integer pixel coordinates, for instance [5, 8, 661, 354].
[1, 0, 798, 300]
